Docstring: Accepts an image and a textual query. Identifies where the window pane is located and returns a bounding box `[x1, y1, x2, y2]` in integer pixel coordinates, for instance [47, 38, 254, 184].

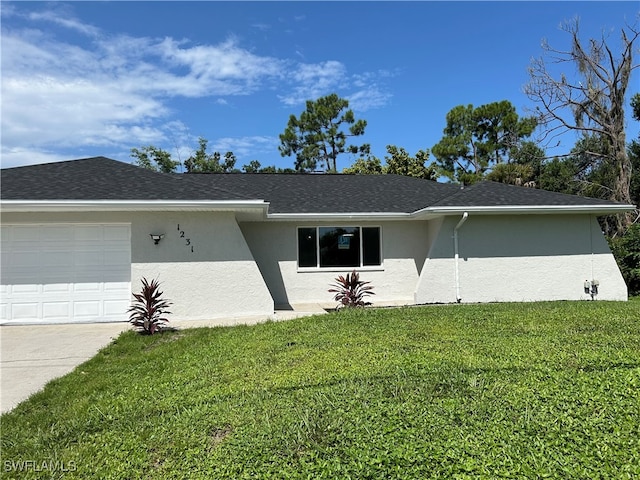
[298, 228, 317, 267]
[319, 227, 359, 268]
[362, 227, 381, 266]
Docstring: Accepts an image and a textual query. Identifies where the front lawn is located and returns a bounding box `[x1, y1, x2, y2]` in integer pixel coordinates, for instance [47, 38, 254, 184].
[2, 301, 639, 479]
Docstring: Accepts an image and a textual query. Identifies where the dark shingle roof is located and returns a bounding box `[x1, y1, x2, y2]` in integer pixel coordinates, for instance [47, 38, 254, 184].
[0, 157, 251, 201]
[181, 173, 461, 213]
[1, 157, 630, 214]
[431, 181, 621, 207]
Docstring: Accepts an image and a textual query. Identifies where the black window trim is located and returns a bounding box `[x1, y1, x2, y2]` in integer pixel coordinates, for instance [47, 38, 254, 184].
[296, 225, 383, 271]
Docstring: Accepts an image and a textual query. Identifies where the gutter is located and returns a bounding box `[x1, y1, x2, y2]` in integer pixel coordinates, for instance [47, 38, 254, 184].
[0, 200, 270, 213]
[2, 200, 634, 218]
[453, 212, 469, 303]
[422, 204, 635, 216]
[268, 203, 635, 221]
[266, 211, 411, 221]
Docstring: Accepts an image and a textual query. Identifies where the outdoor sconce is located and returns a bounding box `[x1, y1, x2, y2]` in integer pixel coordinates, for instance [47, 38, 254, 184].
[150, 234, 165, 245]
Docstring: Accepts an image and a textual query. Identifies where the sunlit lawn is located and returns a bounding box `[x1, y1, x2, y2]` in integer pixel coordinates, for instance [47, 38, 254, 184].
[2, 300, 639, 479]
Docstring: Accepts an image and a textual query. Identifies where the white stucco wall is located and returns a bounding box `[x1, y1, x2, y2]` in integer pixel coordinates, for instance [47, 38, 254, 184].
[1, 211, 274, 322]
[241, 221, 432, 308]
[415, 214, 628, 303]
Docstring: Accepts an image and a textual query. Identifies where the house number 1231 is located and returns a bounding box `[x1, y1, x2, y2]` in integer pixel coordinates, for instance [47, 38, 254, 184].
[177, 224, 194, 253]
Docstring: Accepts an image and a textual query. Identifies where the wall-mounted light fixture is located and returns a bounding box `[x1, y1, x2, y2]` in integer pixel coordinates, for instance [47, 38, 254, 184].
[150, 234, 165, 245]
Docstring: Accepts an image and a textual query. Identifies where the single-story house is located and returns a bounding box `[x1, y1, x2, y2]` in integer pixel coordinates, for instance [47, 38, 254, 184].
[0, 156, 634, 324]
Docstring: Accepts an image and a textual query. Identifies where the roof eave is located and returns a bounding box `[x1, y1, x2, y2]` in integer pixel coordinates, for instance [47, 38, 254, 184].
[420, 204, 636, 216]
[0, 200, 270, 213]
[266, 212, 411, 221]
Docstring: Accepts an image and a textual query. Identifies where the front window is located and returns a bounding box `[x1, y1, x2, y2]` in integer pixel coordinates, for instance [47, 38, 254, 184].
[297, 226, 381, 268]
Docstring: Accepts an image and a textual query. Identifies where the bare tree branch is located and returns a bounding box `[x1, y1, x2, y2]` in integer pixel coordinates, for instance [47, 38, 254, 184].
[524, 18, 639, 235]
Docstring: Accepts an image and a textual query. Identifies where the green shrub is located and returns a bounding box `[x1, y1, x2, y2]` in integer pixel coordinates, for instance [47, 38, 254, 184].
[609, 224, 640, 296]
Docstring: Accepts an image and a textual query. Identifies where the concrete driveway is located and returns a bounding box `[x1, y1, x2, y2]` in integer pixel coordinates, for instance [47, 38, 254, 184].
[0, 322, 130, 414]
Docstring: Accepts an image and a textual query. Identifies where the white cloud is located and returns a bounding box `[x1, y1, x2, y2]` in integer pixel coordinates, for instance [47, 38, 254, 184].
[28, 9, 101, 37]
[348, 86, 393, 112]
[211, 136, 280, 159]
[156, 37, 286, 96]
[0, 147, 73, 168]
[1, 8, 288, 166]
[1, 4, 393, 167]
[279, 61, 347, 105]
[251, 23, 271, 31]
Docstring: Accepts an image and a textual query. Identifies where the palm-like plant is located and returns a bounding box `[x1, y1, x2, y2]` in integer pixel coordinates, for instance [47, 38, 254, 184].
[329, 270, 375, 309]
[128, 278, 172, 334]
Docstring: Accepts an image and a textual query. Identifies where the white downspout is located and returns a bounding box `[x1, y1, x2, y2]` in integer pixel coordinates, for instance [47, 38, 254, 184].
[454, 212, 469, 303]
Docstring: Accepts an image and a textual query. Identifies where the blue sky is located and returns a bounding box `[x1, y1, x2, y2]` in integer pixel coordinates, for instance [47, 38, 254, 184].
[1, 1, 638, 171]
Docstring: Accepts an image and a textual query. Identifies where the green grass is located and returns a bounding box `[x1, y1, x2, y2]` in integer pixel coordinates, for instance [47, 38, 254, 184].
[2, 301, 639, 479]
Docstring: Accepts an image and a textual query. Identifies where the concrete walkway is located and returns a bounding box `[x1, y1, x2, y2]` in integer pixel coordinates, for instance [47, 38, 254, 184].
[0, 305, 326, 414]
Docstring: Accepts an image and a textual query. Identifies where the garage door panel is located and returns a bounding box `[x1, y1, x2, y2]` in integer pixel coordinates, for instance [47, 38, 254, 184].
[1, 224, 131, 324]
[42, 283, 72, 294]
[103, 225, 130, 241]
[10, 284, 40, 295]
[73, 282, 102, 293]
[43, 302, 70, 319]
[104, 249, 131, 265]
[11, 303, 40, 320]
[42, 251, 74, 267]
[105, 300, 129, 315]
[74, 301, 101, 317]
[11, 225, 41, 241]
[75, 225, 102, 242]
[75, 248, 104, 266]
[8, 251, 41, 269]
[42, 225, 74, 242]
[103, 280, 130, 291]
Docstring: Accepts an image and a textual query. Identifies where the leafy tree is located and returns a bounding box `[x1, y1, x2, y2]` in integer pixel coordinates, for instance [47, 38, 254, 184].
[242, 160, 262, 173]
[536, 133, 637, 235]
[608, 224, 640, 296]
[629, 93, 640, 209]
[383, 145, 438, 180]
[279, 93, 368, 172]
[486, 163, 535, 186]
[538, 157, 580, 195]
[242, 160, 296, 174]
[184, 137, 239, 173]
[130, 146, 180, 173]
[485, 140, 547, 187]
[342, 156, 384, 175]
[431, 101, 538, 184]
[538, 136, 615, 198]
[525, 18, 639, 234]
[343, 145, 439, 180]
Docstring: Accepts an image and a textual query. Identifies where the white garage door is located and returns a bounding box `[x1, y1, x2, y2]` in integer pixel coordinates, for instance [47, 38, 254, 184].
[1, 224, 131, 324]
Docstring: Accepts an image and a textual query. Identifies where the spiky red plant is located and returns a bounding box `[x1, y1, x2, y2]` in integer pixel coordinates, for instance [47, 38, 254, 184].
[128, 278, 172, 334]
[329, 270, 375, 309]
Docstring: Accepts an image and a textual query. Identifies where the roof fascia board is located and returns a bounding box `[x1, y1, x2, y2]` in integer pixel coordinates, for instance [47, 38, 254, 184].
[420, 204, 636, 216]
[268, 204, 635, 221]
[0, 200, 269, 213]
[2, 201, 633, 217]
[266, 212, 411, 221]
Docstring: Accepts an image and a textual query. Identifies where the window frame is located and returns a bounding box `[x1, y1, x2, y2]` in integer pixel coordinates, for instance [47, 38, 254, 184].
[296, 225, 383, 271]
